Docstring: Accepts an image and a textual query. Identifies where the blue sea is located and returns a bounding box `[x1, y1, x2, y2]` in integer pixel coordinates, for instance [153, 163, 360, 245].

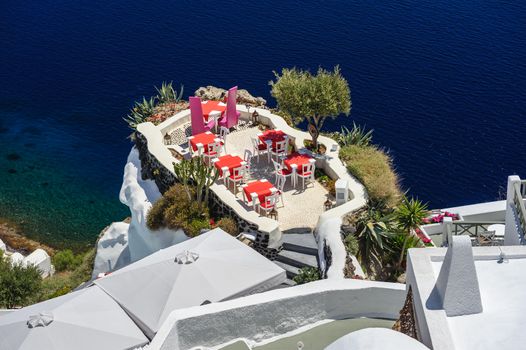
[1, 0, 525, 248]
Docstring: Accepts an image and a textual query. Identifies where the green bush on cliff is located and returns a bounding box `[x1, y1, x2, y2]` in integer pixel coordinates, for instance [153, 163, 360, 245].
[339, 144, 402, 208]
[147, 184, 211, 237]
[0, 252, 42, 308]
[217, 217, 239, 236]
[34, 248, 96, 303]
[52, 249, 82, 272]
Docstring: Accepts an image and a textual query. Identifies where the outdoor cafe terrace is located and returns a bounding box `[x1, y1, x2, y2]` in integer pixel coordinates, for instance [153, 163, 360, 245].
[154, 86, 340, 232]
[188, 126, 329, 231]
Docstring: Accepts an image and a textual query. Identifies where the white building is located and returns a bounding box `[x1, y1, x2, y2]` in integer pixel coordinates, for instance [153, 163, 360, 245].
[407, 236, 526, 350]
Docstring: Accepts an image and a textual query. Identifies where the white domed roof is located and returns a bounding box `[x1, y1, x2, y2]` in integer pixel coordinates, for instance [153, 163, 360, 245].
[325, 328, 429, 350]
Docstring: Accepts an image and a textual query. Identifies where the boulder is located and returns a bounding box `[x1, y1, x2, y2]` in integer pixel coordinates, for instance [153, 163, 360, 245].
[194, 85, 226, 101]
[194, 86, 267, 107]
[10, 252, 24, 265]
[23, 248, 54, 278]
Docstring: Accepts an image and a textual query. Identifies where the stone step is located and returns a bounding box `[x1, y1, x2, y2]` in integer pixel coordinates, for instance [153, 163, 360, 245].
[282, 278, 297, 286]
[276, 249, 318, 269]
[281, 232, 319, 255]
[273, 260, 300, 280]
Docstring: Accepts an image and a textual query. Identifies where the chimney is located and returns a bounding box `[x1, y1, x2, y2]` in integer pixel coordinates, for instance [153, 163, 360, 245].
[434, 235, 483, 316]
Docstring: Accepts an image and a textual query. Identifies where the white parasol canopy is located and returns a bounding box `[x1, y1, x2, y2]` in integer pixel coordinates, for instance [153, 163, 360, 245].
[95, 228, 286, 338]
[0, 286, 148, 350]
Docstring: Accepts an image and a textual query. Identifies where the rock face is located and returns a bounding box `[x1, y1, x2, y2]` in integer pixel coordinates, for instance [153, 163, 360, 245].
[92, 148, 188, 278]
[22, 249, 54, 278]
[194, 86, 267, 107]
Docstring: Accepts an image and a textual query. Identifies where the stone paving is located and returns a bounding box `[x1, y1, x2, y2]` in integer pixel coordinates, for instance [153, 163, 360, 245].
[224, 127, 329, 232]
[167, 123, 329, 232]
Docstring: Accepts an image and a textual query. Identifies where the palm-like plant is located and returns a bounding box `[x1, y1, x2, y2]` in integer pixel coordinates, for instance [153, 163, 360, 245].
[394, 196, 429, 271]
[395, 196, 429, 233]
[124, 96, 156, 130]
[155, 81, 184, 104]
[354, 201, 395, 275]
[337, 122, 373, 147]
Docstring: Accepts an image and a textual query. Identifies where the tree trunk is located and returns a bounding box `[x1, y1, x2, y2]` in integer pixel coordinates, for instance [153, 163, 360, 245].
[308, 123, 320, 149]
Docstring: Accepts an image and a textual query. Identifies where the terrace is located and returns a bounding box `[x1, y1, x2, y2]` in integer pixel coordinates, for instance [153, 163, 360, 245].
[168, 120, 330, 232]
[417, 176, 526, 247]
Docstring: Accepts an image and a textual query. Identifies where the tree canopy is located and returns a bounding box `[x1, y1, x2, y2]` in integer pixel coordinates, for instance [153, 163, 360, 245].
[0, 252, 42, 308]
[270, 66, 351, 147]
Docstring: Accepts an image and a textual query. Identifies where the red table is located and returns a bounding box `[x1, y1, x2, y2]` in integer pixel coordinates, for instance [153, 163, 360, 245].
[284, 153, 313, 173]
[243, 180, 275, 204]
[258, 129, 286, 148]
[201, 100, 227, 122]
[189, 131, 218, 152]
[214, 155, 244, 177]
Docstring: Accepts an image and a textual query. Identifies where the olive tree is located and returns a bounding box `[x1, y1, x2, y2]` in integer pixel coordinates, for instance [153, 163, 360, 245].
[0, 252, 42, 308]
[270, 66, 351, 148]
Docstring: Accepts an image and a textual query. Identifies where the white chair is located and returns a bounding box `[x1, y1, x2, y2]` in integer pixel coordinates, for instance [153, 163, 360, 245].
[251, 137, 270, 162]
[275, 175, 286, 207]
[476, 230, 496, 246]
[219, 127, 229, 153]
[187, 136, 196, 156]
[272, 159, 293, 185]
[257, 192, 279, 216]
[243, 149, 253, 179]
[297, 159, 315, 190]
[227, 165, 245, 194]
[202, 141, 222, 165]
[211, 158, 229, 184]
[270, 136, 288, 162]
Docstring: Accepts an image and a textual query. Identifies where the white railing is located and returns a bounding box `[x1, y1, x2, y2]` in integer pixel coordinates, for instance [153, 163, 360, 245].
[513, 181, 526, 236]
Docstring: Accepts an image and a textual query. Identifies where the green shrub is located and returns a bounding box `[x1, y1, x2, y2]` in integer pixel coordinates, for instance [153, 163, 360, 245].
[340, 145, 402, 208]
[344, 234, 359, 256]
[293, 267, 321, 285]
[147, 184, 211, 237]
[146, 196, 170, 230]
[217, 217, 239, 236]
[0, 256, 42, 308]
[34, 248, 96, 303]
[52, 249, 82, 272]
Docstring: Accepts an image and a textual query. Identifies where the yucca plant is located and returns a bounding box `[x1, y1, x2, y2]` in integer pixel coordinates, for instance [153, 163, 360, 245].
[155, 81, 184, 104]
[354, 200, 396, 275]
[393, 196, 429, 272]
[338, 122, 373, 147]
[124, 96, 156, 130]
[395, 196, 429, 234]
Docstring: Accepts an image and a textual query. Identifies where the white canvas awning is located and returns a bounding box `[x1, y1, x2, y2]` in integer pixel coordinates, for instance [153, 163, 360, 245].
[95, 228, 286, 338]
[0, 286, 148, 350]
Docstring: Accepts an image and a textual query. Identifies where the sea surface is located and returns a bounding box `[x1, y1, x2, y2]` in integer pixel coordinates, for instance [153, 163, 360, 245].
[1, 1, 525, 248]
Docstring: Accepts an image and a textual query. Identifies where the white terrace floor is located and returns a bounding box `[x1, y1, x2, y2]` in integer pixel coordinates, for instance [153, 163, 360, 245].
[169, 123, 329, 232]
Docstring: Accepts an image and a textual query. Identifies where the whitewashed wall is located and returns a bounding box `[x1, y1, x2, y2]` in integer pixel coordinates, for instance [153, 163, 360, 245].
[149, 279, 406, 350]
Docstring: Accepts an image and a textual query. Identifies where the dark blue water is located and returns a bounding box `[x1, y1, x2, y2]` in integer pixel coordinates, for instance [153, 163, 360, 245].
[1, 0, 525, 247]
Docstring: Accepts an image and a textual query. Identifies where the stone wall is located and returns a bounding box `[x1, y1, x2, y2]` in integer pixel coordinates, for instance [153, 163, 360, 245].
[135, 132, 177, 193]
[322, 239, 333, 278]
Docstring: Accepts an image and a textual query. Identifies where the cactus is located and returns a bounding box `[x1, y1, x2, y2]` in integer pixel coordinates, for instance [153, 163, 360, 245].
[173, 158, 219, 209]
